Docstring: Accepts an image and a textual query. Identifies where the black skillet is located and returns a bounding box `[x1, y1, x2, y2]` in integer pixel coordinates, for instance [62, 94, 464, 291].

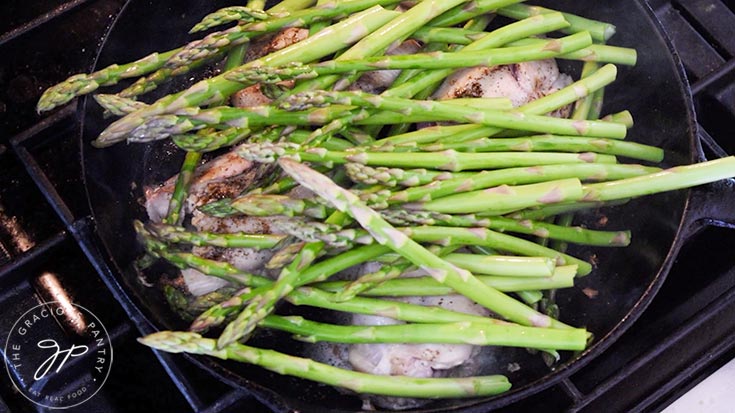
[80, 1, 735, 411]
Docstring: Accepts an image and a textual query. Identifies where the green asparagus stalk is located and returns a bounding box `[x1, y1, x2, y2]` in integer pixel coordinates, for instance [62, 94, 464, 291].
[139, 331, 512, 398]
[380, 210, 631, 247]
[581, 157, 735, 201]
[497, 3, 617, 42]
[163, 251, 272, 287]
[190, 6, 271, 33]
[194, 0, 313, 35]
[420, 135, 664, 163]
[145, 222, 286, 248]
[572, 61, 603, 121]
[37, 48, 183, 112]
[517, 290, 544, 305]
[282, 89, 627, 139]
[410, 30, 638, 66]
[265, 241, 308, 270]
[443, 254, 556, 277]
[94, 6, 400, 146]
[316, 265, 578, 296]
[278, 158, 570, 329]
[135, 220, 277, 288]
[388, 163, 660, 204]
[409, 26, 491, 48]
[289, 287, 511, 325]
[262, 315, 588, 350]
[93, 94, 148, 116]
[126, 92, 628, 142]
[403, 178, 586, 215]
[237, 142, 618, 172]
[345, 163, 468, 187]
[163, 151, 202, 225]
[505, 38, 637, 66]
[172, 127, 252, 152]
[549, 212, 575, 252]
[191, 265, 576, 333]
[427, 0, 524, 27]
[335, 261, 413, 302]
[374, 124, 504, 148]
[404, 226, 592, 275]
[267, 0, 316, 13]
[164, 285, 240, 321]
[199, 194, 329, 219]
[507, 199, 630, 221]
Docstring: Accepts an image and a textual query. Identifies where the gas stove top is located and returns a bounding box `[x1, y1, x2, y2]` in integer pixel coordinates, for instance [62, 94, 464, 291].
[1, 1, 734, 412]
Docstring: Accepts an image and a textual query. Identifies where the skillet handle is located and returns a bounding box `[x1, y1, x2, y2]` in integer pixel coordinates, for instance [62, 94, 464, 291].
[679, 135, 735, 238]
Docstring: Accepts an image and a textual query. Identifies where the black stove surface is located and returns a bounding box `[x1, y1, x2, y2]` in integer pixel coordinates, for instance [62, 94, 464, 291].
[1, 1, 734, 412]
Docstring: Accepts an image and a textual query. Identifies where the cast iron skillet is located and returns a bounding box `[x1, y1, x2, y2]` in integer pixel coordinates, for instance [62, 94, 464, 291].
[79, 1, 732, 411]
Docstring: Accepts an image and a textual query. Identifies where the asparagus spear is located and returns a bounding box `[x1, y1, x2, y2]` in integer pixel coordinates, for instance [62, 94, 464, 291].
[497, 3, 617, 42]
[282, 90, 627, 139]
[237, 142, 618, 172]
[406, 226, 593, 275]
[139, 331, 512, 398]
[443, 254, 555, 277]
[334, 261, 413, 302]
[346, 164, 468, 187]
[427, 0, 524, 27]
[163, 151, 202, 225]
[200, 194, 329, 219]
[420, 135, 664, 163]
[172, 127, 252, 152]
[411, 29, 638, 66]
[37, 48, 185, 112]
[262, 315, 588, 350]
[508, 199, 630, 221]
[316, 265, 578, 297]
[278, 158, 569, 329]
[146, 222, 286, 248]
[388, 164, 660, 204]
[93, 94, 148, 116]
[402, 178, 586, 215]
[189, 6, 271, 33]
[163, 285, 239, 321]
[582, 157, 735, 201]
[381, 210, 631, 247]
[506, 38, 637, 66]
